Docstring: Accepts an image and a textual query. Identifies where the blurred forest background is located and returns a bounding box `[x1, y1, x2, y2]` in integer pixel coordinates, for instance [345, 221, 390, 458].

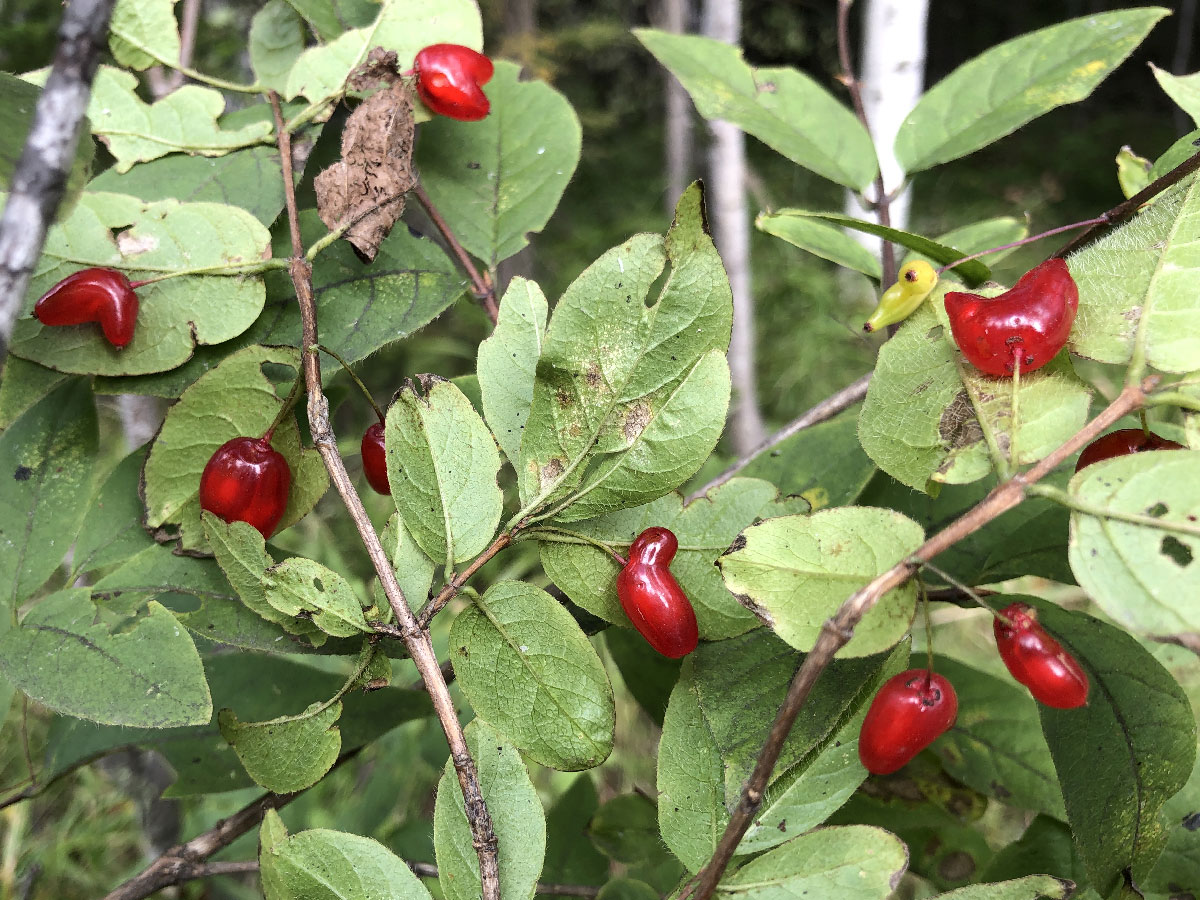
[0, 0, 1196, 897]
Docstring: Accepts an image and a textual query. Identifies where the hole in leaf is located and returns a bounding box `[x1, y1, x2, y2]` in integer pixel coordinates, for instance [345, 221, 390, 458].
[1160, 536, 1193, 568]
[313, 576, 325, 592]
[1146, 502, 1168, 518]
[926, 324, 944, 341]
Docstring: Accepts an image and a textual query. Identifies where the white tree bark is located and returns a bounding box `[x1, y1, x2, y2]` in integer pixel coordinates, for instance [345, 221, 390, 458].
[703, 0, 765, 454]
[661, 0, 693, 216]
[844, 0, 929, 254]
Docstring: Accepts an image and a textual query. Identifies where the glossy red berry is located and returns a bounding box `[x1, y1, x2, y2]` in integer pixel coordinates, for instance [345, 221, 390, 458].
[993, 603, 1088, 709]
[414, 43, 494, 121]
[33, 267, 139, 348]
[616, 527, 699, 659]
[944, 258, 1078, 377]
[361, 422, 389, 495]
[1075, 428, 1184, 473]
[858, 669, 958, 775]
[199, 436, 292, 539]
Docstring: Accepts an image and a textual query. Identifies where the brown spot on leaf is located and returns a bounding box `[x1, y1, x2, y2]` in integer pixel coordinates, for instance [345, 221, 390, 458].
[556, 388, 572, 407]
[315, 58, 415, 262]
[939, 391, 984, 449]
[585, 363, 602, 389]
[937, 851, 976, 883]
[623, 403, 651, 443]
[539, 457, 565, 492]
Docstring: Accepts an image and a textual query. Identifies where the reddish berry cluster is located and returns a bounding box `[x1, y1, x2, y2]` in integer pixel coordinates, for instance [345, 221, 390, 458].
[617, 527, 699, 659]
[944, 258, 1078, 377]
[858, 601, 1088, 775]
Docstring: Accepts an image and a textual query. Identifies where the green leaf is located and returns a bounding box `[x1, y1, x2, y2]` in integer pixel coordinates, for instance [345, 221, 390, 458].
[386, 375, 502, 568]
[0, 590, 211, 727]
[86, 66, 273, 172]
[1015, 597, 1196, 895]
[658, 631, 903, 867]
[263, 558, 373, 638]
[603, 628, 681, 726]
[250, 0, 306, 93]
[1069, 172, 1200, 373]
[219, 700, 342, 793]
[978, 816, 1092, 897]
[540, 478, 806, 639]
[44, 650, 431, 795]
[433, 720, 545, 900]
[256, 210, 466, 364]
[282, 0, 378, 41]
[89, 144, 286, 227]
[929, 656, 1064, 819]
[588, 793, 660, 864]
[1068, 450, 1200, 633]
[1152, 63, 1200, 127]
[417, 61, 582, 269]
[1143, 751, 1200, 898]
[738, 414, 875, 512]
[373, 514, 436, 613]
[715, 826, 907, 899]
[717, 507, 924, 656]
[633, 29, 876, 190]
[260, 813, 436, 900]
[756, 210, 882, 279]
[1149, 129, 1200, 182]
[286, 0, 482, 104]
[0, 356, 67, 432]
[0, 379, 97, 605]
[857, 301, 1090, 492]
[450, 581, 614, 771]
[478, 277, 547, 468]
[0, 72, 93, 216]
[542, 776, 608, 895]
[204, 513, 322, 637]
[142, 345, 327, 553]
[9, 191, 273, 377]
[758, 210, 991, 285]
[109, 0, 180, 70]
[71, 448, 155, 578]
[927, 876, 1074, 900]
[1116, 146, 1154, 199]
[895, 9, 1169, 173]
[519, 182, 731, 520]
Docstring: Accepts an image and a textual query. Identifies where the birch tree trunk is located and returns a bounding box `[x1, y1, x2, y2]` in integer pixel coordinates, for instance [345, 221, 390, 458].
[844, 0, 929, 253]
[703, 0, 765, 454]
[661, 0, 693, 216]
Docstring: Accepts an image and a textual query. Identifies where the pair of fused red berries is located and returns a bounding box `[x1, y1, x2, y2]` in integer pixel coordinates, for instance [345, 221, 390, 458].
[32, 267, 141, 348]
[858, 602, 1088, 775]
[944, 258, 1078, 377]
[414, 44, 494, 121]
[617, 527, 699, 658]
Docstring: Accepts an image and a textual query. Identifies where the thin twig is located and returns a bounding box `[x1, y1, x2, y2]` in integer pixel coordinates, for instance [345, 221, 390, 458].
[417, 533, 513, 628]
[0, 0, 118, 346]
[686, 377, 1157, 900]
[407, 862, 601, 897]
[836, 0, 895, 286]
[268, 93, 502, 900]
[687, 372, 871, 503]
[413, 181, 498, 324]
[1053, 148, 1200, 258]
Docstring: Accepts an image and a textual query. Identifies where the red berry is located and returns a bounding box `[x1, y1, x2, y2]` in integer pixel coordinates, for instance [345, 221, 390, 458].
[944, 258, 1078, 377]
[993, 603, 1088, 709]
[361, 421, 390, 495]
[199, 437, 292, 539]
[33, 267, 139, 348]
[858, 669, 958, 775]
[616, 527, 699, 659]
[414, 43, 494, 121]
[1075, 428, 1183, 473]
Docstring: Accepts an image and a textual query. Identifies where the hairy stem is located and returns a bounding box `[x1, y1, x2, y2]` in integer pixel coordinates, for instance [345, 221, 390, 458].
[417, 533, 513, 628]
